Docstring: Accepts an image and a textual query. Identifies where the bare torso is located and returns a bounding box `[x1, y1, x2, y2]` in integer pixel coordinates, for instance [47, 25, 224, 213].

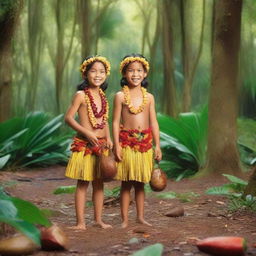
[75, 91, 107, 138]
[120, 90, 151, 130]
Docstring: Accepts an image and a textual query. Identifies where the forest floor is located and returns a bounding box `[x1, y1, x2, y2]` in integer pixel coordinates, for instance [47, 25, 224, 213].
[1, 166, 256, 256]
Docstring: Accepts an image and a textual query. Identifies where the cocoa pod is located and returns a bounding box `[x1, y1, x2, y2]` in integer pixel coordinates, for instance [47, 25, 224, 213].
[40, 224, 69, 251]
[0, 234, 38, 256]
[99, 152, 117, 182]
[165, 206, 185, 217]
[150, 168, 167, 192]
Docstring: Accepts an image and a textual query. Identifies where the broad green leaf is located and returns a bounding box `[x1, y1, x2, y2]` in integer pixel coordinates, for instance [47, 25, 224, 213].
[222, 174, 248, 185]
[0, 154, 11, 169]
[53, 185, 76, 195]
[206, 186, 234, 195]
[0, 217, 41, 246]
[156, 191, 177, 199]
[132, 243, 164, 256]
[0, 195, 51, 227]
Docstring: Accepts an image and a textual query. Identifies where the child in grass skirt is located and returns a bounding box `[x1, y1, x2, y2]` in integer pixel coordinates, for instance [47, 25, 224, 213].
[112, 54, 162, 228]
[65, 55, 112, 230]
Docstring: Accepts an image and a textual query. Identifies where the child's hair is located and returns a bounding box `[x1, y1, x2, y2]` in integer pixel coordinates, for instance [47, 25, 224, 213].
[77, 55, 111, 91]
[119, 53, 149, 88]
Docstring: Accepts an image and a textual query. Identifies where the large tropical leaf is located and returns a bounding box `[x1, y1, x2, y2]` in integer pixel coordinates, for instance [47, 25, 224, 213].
[0, 112, 72, 169]
[132, 243, 164, 256]
[157, 107, 208, 179]
[0, 193, 51, 245]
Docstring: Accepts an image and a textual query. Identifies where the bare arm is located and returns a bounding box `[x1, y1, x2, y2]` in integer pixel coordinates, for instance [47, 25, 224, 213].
[149, 94, 162, 161]
[64, 92, 99, 145]
[104, 123, 113, 149]
[112, 92, 123, 161]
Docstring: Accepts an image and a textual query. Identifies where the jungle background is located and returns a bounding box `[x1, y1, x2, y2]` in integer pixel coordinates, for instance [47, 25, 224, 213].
[1, 0, 256, 255]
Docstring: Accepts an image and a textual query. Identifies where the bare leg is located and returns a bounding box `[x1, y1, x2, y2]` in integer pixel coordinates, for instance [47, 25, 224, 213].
[134, 181, 152, 226]
[92, 179, 112, 229]
[71, 180, 89, 230]
[120, 181, 133, 228]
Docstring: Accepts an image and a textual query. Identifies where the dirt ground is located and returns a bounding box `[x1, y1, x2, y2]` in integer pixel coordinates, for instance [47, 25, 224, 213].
[1, 165, 256, 256]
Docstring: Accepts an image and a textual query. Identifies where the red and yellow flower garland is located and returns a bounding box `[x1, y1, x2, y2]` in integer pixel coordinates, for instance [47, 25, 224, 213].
[122, 85, 147, 114]
[84, 88, 109, 129]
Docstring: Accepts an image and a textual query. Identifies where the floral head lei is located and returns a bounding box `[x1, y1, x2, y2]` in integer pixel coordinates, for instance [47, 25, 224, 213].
[119, 56, 150, 74]
[80, 56, 111, 76]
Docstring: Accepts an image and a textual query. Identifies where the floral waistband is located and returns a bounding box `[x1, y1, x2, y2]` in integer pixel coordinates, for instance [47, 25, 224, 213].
[119, 127, 152, 153]
[70, 136, 107, 156]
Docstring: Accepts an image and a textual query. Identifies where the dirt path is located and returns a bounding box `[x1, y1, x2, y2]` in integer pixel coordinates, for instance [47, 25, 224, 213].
[1, 166, 256, 255]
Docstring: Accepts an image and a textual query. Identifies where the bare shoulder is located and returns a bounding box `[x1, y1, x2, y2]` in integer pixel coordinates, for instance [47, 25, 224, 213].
[72, 90, 85, 103]
[114, 91, 124, 101]
[147, 92, 155, 102]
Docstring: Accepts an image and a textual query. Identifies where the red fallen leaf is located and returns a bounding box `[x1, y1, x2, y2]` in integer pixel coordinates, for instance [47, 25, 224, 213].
[197, 236, 247, 256]
[40, 225, 69, 251]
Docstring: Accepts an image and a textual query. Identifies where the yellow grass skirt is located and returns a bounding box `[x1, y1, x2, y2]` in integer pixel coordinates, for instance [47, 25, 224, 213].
[115, 147, 153, 183]
[65, 150, 108, 181]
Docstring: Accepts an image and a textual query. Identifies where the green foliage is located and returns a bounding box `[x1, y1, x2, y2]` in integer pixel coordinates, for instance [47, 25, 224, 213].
[98, 6, 123, 39]
[156, 191, 199, 202]
[53, 185, 76, 195]
[104, 186, 121, 198]
[205, 174, 256, 212]
[206, 174, 248, 196]
[158, 107, 208, 179]
[237, 118, 256, 166]
[132, 243, 164, 256]
[0, 112, 71, 169]
[229, 194, 256, 212]
[0, 188, 51, 245]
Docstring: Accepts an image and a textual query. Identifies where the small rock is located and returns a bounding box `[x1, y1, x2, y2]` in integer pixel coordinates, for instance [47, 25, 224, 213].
[183, 253, 194, 256]
[173, 246, 181, 251]
[207, 212, 217, 217]
[128, 238, 139, 244]
[165, 206, 184, 217]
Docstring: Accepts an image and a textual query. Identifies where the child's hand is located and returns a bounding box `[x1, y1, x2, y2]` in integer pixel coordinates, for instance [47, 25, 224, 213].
[154, 146, 162, 162]
[106, 139, 113, 150]
[85, 131, 99, 146]
[114, 144, 122, 162]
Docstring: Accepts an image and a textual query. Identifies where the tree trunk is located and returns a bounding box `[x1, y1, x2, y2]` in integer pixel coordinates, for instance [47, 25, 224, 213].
[78, 0, 91, 59]
[205, 0, 243, 175]
[244, 166, 256, 197]
[0, 1, 23, 122]
[162, 0, 177, 117]
[26, 0, 44, 111]
[181, 0, 205, 112]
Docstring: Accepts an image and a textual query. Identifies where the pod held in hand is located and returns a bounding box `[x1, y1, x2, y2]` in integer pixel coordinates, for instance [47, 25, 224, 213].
[99, 151, 117, 182]
[150, 165, 167, 192]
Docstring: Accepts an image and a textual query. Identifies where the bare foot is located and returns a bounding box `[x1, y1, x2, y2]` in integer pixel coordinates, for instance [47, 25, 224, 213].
[94, 221, 112, 229]
[68, 223, 86, 230]
[137, 218, 152, 227]
[121, 221, 128, 228]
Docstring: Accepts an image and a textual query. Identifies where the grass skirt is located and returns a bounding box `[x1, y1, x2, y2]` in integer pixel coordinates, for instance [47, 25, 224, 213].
[116, 147, 153, 183]
[65, 137, 108, 181]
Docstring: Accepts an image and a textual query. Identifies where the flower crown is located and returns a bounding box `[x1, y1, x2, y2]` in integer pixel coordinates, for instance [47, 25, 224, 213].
[80, 56, 111, 76]
[119, 56, 150, 73]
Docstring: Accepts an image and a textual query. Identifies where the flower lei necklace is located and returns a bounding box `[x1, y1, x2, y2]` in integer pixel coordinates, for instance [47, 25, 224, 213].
[122, 85, 147, 114]
[84, 88, 109, 129]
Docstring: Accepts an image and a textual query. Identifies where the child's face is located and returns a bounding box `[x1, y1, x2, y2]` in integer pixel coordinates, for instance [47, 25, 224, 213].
[86, 61, 107, 88]
[124, 61, 147, 87]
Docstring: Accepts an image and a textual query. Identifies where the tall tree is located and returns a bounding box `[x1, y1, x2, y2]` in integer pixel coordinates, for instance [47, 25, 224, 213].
[204, 0, 243, 175]
[180, 0, 205, 112]
[25, 0, 44, 111]
[162, 0, 177, 117]
[0, 0, 23, 122]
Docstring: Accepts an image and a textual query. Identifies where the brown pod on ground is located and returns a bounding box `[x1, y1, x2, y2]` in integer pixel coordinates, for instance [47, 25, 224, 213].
[40, 224, 69, 251]
[99, 152, 117, 182]
[165, 206, 185, 217]
[150, 167, 167, 192]
[0, 234, 38, 256]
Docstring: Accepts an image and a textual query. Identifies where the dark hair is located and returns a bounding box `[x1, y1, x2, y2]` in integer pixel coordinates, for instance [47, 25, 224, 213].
[120, 53, 149, 88]
[77, 55, 108, 91]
